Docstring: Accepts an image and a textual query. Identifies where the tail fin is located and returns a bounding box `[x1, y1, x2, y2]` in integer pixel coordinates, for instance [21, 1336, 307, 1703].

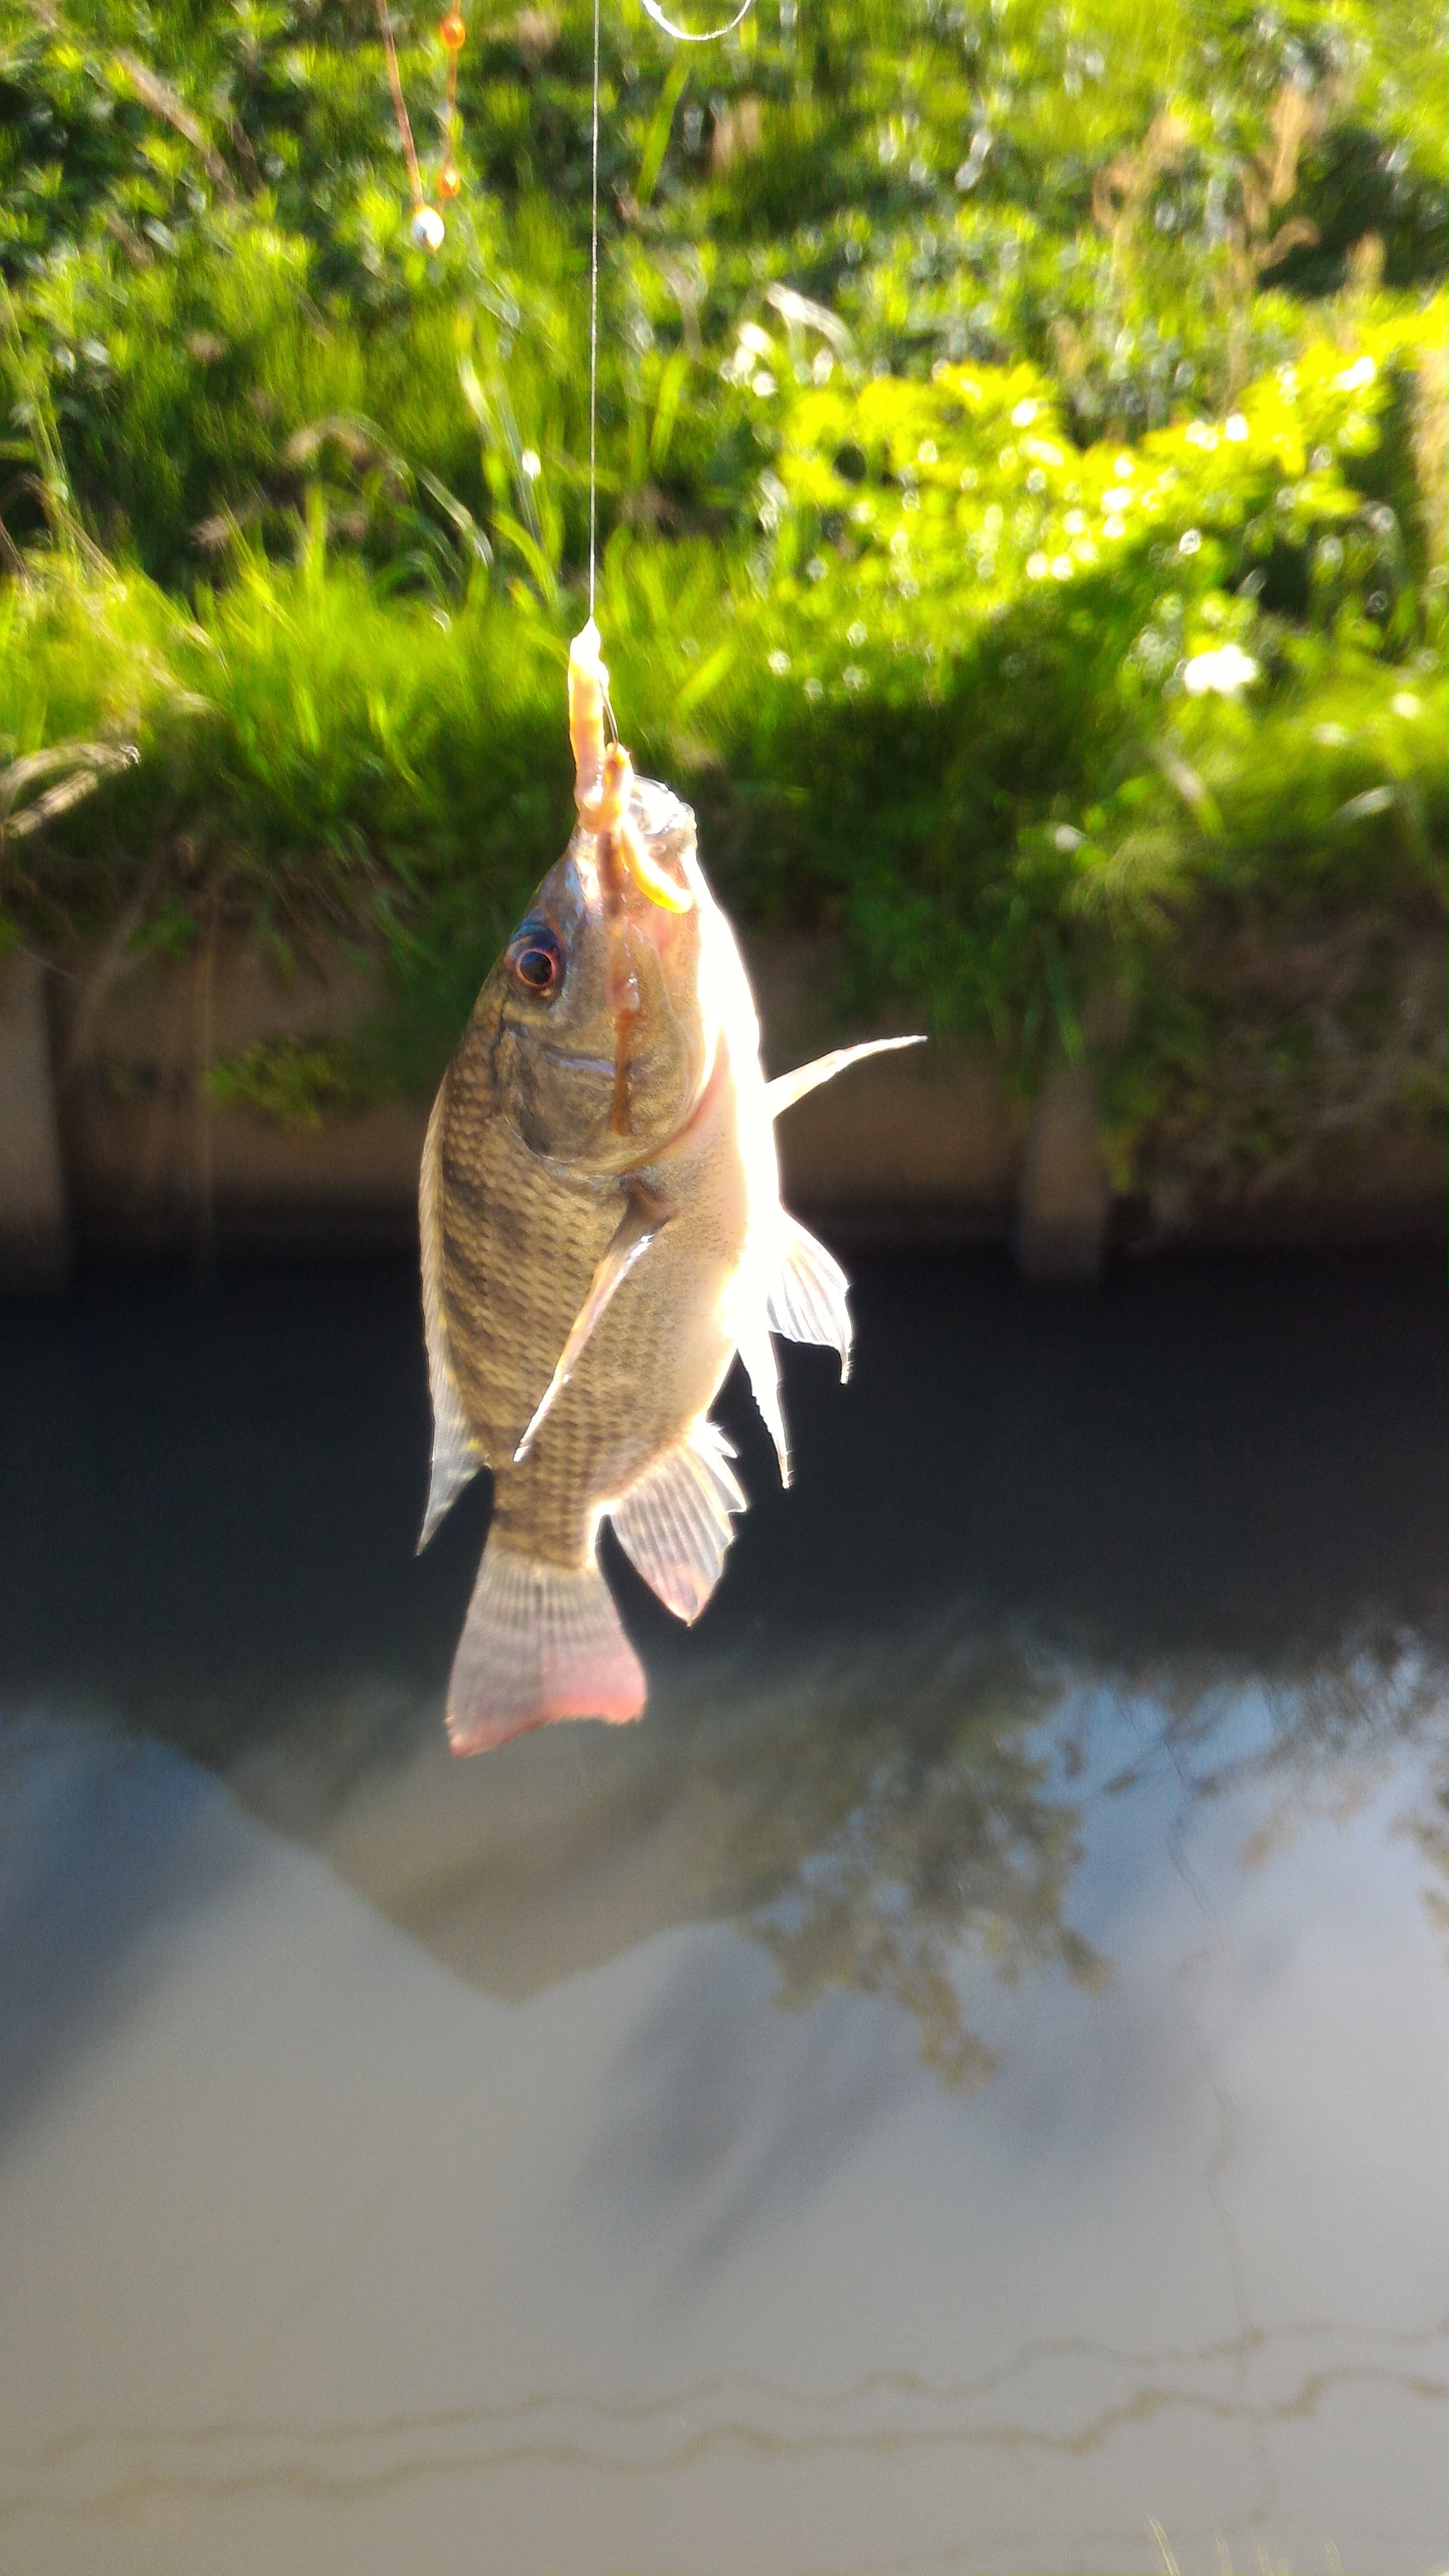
[447, 1541, 646, 1755]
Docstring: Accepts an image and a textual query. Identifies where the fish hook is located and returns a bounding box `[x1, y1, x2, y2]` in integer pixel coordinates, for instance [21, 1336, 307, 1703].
[637, 0, 753, 38]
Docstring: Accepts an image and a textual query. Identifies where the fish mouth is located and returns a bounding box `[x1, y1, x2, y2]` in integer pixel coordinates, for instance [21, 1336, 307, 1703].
[626, 833, 692, 914]
[568, 623, 693, 916]
[594, 746, 693, 916]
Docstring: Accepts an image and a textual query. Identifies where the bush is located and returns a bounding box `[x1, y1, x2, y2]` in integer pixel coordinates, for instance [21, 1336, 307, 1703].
[1, 0, 1443, 1192]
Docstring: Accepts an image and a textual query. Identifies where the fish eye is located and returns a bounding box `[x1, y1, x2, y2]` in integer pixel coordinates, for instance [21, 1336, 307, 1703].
[506, 925, 564, 998]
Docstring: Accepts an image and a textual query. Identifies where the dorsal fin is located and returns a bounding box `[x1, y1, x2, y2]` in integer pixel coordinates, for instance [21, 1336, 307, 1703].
[418, 1084, 485, 1552]
[611, 1420, 748, 1623]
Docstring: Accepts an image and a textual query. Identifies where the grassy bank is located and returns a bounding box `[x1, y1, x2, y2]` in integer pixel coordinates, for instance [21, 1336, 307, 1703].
[1, 0, 1444, 1210]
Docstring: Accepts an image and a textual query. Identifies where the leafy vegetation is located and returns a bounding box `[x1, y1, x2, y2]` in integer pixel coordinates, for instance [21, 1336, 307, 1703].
[1, 0, 1443, 1198]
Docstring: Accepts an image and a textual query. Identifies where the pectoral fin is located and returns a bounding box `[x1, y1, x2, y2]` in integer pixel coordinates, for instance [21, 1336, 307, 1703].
[766, 1213, 854, 1381]
[513, 1183, 672, 1465]
[419, 1085, 485, 1552]
[767, 1034, 926, 1119]
[612, 1420, 748, 1623]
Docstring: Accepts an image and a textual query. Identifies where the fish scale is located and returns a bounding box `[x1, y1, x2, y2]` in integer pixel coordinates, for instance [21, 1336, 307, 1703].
[438, 1030, 747, 1566]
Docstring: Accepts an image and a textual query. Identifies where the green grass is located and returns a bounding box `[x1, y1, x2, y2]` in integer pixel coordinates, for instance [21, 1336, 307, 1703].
[1, 0, 1444, 1190]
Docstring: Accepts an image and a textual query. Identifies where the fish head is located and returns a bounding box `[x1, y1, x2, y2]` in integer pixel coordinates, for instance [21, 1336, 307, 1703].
[493, 766, 715, 1174]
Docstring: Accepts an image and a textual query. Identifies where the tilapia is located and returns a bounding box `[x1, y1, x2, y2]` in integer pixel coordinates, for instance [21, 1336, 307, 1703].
[418, 620, 923, 1752]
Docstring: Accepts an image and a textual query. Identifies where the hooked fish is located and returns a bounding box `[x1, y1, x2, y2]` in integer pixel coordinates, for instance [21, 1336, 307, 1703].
[418, 621, 923, 1752]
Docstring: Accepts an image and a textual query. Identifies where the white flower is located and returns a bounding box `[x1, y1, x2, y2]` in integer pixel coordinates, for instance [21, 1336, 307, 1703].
[847, 621, 867, 646]
[1050, 554, 1073, 580]
[1391, 692, 1422, 718]
[752, 369, 777, 399]
[1104, 517, 1127, 541]
[767, 650, 791, 676]
[1179, 528, 1202, 556]
[806, 555, 828, 582]
[519, 448, 541, 481]
[1011, 399, 1038, 428]
[917, 440, 938, 465]
[1224, 413, 1250, 443]
[843, 664, 865, 690]
[1182, 643, 1260, 697]
[804, 675, 824, 701]
[1026, 550, 1048, 579]
[1335, 355, 1377, 393]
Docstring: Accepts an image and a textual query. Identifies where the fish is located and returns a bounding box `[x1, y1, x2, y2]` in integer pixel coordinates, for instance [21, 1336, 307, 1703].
[418, 619, 924, 1753]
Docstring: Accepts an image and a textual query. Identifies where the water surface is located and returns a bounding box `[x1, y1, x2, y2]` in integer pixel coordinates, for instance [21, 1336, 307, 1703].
[1, 1251, 1446, 2575]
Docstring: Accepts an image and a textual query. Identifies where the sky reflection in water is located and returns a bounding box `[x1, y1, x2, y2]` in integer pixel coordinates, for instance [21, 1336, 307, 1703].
[0, 1252, 1446, 2575]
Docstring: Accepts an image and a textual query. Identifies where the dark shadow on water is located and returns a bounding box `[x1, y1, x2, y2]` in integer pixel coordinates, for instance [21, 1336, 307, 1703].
[6, 1250, 1448, 1706]
[1, 1247, 1447, 2129]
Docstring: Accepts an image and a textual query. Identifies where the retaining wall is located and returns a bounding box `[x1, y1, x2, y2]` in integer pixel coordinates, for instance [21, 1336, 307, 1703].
[1, 934, 1442, 1287]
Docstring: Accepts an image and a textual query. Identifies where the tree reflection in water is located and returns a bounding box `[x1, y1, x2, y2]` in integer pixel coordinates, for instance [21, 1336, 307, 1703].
[4, 1250, 1445, 2095]
[1159, 1624, 1449, 1950]
[699, 1635, 1108, 2089]
[223, 1621, 1108, 2090]
[217, 1607, 1448, 2092]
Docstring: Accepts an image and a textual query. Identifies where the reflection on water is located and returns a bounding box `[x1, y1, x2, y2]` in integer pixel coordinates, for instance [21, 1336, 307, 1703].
[0, 1252, 1446, 2573]
[237, 1620, 1449, 2097]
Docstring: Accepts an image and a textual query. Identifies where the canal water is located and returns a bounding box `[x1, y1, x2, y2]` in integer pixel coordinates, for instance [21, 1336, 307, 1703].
[1, 1250, 1446, 2575]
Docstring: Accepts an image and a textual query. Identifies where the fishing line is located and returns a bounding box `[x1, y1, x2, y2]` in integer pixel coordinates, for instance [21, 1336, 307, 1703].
[374, 0, 425, 218]
[588, 0, 601, 622]
[374, 0, 755, 618]
[584, 0, 754, 630]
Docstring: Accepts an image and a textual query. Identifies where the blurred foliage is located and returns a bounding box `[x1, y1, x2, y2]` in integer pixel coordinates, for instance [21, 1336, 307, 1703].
[0, 0, 1444, 1199]
[204, 1028, 365, 1119]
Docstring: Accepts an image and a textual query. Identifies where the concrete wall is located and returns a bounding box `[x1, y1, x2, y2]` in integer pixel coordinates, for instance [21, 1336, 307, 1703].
[0, 952, 69, 1287]
[2, 932, 1441, 1285]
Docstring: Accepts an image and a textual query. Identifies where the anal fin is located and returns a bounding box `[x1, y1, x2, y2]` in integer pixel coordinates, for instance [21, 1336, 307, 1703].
[612, 1419, 748, 1623]
[766, 1213, 853, 1381]
[739, 1319, 791, 1489]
